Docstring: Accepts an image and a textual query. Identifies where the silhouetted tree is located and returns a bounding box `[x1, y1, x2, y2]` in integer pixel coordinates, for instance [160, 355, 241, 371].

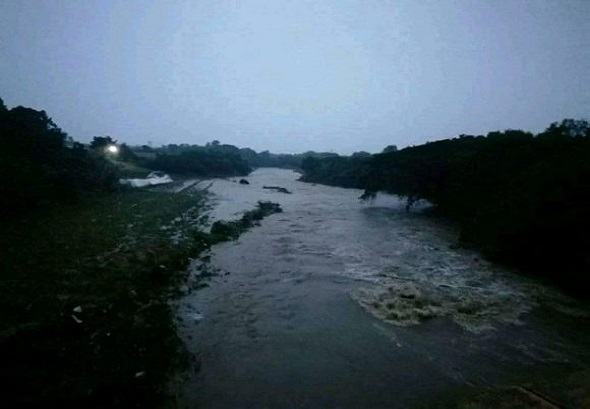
[382, 145, 398, 153]
[90, 136, 117, 151]
[118, 143, 138, 162]
[0, 99, 117, 218]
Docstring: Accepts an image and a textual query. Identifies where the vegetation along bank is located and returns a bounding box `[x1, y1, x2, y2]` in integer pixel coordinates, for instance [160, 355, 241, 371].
[0, 98, 281, 407]
[301, 119, 590, 295]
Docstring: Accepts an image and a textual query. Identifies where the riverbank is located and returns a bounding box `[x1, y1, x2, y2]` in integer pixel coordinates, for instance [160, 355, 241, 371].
[0, 185, 282, 407]
[0, 188, 209, 407]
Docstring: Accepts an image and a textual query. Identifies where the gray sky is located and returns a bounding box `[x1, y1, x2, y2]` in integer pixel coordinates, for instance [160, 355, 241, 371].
[1, 0, 588, 154]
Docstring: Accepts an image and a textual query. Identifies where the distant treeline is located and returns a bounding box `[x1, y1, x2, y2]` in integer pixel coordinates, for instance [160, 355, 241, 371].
[301, 119, 590, 294]
[0, 97, 339, 218]
[145, 146, 252, 177]
[131, 141, 340, 175]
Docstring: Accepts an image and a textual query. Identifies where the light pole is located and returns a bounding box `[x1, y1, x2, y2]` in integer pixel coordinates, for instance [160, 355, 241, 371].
[106, 145, 119, 154]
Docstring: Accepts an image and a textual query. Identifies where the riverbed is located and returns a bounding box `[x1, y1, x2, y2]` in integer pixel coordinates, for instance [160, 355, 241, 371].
[175, 168, 590, 408]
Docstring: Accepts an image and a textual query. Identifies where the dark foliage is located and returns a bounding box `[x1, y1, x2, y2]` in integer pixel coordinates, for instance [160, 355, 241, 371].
[239, 148, 304, 169]
[300, 152, 373, 188]
[302, 119, 590, 295]
[90, 135, 117, 151]
[0, 101, 117, 218]
[158, 143, 305, 170]
[117, 143, 139, 163]
[143, 145, 251, 177]
[146, 142, 343, 172]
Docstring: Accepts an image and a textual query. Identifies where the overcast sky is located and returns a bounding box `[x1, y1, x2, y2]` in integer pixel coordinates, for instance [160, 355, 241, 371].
[1, 0, 588, 154]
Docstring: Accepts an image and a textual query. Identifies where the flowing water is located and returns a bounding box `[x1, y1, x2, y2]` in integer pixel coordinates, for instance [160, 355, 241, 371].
[175, 168, 590, 408]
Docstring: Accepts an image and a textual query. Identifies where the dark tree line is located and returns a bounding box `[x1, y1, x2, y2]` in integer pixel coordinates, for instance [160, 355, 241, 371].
[145, 142, 315, 173]
[299, 152, 373, 188]
[301, 119, 590, 294]
[145, 146, 251, 177]
[0, 98, 117, 218]
[238, 148, 305, 169]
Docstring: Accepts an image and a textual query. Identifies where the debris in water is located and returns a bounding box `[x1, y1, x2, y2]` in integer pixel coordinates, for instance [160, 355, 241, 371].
[263, 185, 292, 194]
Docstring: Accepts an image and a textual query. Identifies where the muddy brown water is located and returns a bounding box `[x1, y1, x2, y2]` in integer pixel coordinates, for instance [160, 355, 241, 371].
[175, 168, 590, 408]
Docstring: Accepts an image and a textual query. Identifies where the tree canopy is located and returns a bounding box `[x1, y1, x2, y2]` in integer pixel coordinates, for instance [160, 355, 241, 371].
[0, 100, 117, 218]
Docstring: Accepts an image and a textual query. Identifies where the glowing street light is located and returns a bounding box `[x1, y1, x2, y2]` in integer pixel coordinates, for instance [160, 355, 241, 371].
[106, 145, 119, 154]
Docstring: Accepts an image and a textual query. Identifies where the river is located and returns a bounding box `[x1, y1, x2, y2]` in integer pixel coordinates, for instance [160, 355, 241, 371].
[175, 168, 590, 408]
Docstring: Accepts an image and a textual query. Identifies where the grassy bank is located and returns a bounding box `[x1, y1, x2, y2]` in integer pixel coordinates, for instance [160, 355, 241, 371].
[0, 187, 281, 407]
